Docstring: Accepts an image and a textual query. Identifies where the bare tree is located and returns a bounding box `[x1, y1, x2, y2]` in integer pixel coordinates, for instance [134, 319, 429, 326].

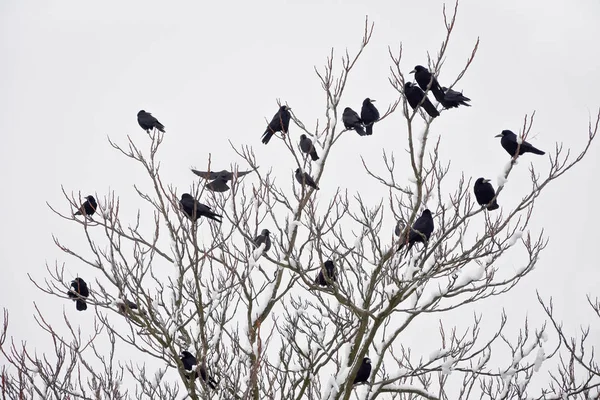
[2, 3, 599, 400]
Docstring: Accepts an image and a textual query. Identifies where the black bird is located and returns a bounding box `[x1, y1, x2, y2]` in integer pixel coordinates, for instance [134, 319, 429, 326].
[342, 107, 366, 136]
[295, 168, 319, 190]
[262, 105, 291, 144]
[360, 98, 380, 135]
[495, 130, 545, 157]
[74, 195, 97, 217]
[474, 178, 500, 211]
[137, 110, 165, 133]
[116, 297, 138, 314]
[441, 87, 471, 109]
[394, 220, 403, 237]
[315, 260, 336, 287]
[254, 229, 272, 252]
[205, 176, 230, 193]
[179, 351, 218, 389]
[410, 65, 445, 103]
[191, 168, 255, 182]
[179, 193, 223, 223]
[299, 134, 320, 161]
[397, 209, 434, 251]
[404, 83, 439, 118]
[67, 277, 89, 311]
[353, 357, 372, 385]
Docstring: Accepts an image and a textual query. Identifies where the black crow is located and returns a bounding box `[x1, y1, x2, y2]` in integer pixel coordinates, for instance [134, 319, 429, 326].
[404, 83, 439, 118]
[441, 87, 471, 109]
[191, 168, 255, 182]
[299, 134, 319, 161]
[295, 168, 319, 190]
[361, 98, 380, 135]
[179, 193, 222, 223]
[474, 178, 499, 211]
[116, 297, 138, 314]
[342, 107, 366, 136]
[353, 357, 371, 385]
[397, 209, 434, 251]
[74, 195, 97, 217]
[254, 229, 271, 252]
[394, 220, 403, 237]
[179, 351, 218, 389]
[205, 176, 230, 193]
[495, 130, 545, 157]
[262, 105, 291, 144]
[137, 110, 165, 133]
[315, 260, 336, 287]
[67, 277, 89, 311]
[410, 65, 445, 103]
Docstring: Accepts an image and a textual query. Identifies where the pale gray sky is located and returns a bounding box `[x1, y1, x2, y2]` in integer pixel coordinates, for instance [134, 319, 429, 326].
[1, 0, 599, 394]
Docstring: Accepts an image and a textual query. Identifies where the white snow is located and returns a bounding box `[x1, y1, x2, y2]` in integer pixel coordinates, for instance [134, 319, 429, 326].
[441, 356, 455, 375]
[454, 263, 485, 288]
[533, 347, 545, 372]
[252, 279, 278, 324]
[423, 256, 436, 273]
[497, 175, 508, 187]
[287, 220, 301, 239]
[540, 330, 548, 342]
[428, 348, 449, 362]
[384, 284, 398, 297]
[252, 242, 266, 260]
[517, 135, 523, 144]
[418, 282, 448, 309]
[508, 230, 523, 246]
[383, 384, 438, 399]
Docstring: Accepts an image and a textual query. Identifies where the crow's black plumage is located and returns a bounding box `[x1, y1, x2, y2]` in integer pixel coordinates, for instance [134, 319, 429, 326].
[191, 168, 255, 181]
[137, 110, 165, 133]
[205, 176, 230, 193]
[67, 277, 89, 311]
[179, 351, 218, 389]
[299, 134, 319, 161]
[117, 297, 138, 314]
[295, 168, 319, 190]
[315, 260, 336, 287]
[353, 357, 372, 385]
[474, 178, 499, 211]
[441, 87, 471, 109]
[404, 83, 439, 118]
[394, 220, 403, 237]
[410, 65, 445, 103]
[360, 98, 380, 135]
[397, 209, 434, 251]
[262, 105, 291, 144]
[495, 130, 545, 157]
[74, 195, 97, 217]
[342, 107, 366, 136]
[179, 193, 222, 223]
[254, 229, 272, 252]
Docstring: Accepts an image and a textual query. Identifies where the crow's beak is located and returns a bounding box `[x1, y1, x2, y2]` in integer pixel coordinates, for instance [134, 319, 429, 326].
[286, 106, 292, 110]
[371, 99, 376, 102]
[494, 134, 503, 138]
[409, 69, 415, 74]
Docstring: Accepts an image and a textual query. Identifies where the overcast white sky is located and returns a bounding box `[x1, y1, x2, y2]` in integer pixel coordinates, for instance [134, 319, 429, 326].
[1, 0, 599, 394]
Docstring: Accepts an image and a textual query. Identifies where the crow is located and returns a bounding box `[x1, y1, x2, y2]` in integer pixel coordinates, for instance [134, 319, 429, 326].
[137, 110, 165, 133]
[441, 86, 471, 109]
[179, 351, 218, 389]
[342, 107, 366, 136]
[410, 65, 445, 103]
[191, 168, 255, 182]
[315, 260, 336, 287]
[299, 134, 320, 161]
[404, 83, 439, 118]
[179, 193, 222, 223]
[397, 209, 434, 251]
[495, 130, 545, 157]
[74, 195, 97, 217]
[360, 98, 380, 135]
[474, 178, 499, 211]
[394, 220, 403, 237]
[254, 229, 272, 252]
[295, 168, 319, 190]
[205, 176, 230, 193]
[67, 277, 89, 311]
[353, 357, 372, 385]
[116, 297, 138, 315]
[262, 105, 291, 144]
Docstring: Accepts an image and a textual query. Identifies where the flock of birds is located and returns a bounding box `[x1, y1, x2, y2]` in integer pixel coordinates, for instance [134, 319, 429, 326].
[65, 64, 546, 389]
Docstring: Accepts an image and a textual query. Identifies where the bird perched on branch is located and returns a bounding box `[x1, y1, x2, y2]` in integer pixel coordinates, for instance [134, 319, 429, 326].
[342, 107, 366, 136]
[474, 178, 499, 211]
[353, 357, 372, 385]
[137, 110, 165, 133]
[295, 168, 319, 190]
[410, 65, 446, 103]
[262, 105, 291, 144]
[74, 195, 97, 217]
[179, 351, 219, 390]
[254, 229, 272, 253]
[495, 130, 545, 157]
[441, 87, 471, 109]
[404, 83, 439, 118]
[397, 209, 434, 251]
[299, 134, 320, 161]
[360, 98, 380, 135]
[67, 277, 89, 311]
[179, 193, 222, 223]
[315, 260, 336, 287]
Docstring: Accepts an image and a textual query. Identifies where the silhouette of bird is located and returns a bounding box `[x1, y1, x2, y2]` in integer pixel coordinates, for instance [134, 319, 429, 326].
[179, 193, 222, 223]
[254, 229, 272, 252]
[410, 65, 445, 103]
[299, 134, 320, 161]
[441, 87, 471, 109]
[353, 357, 372, 385]
[262, 105, 291, 144]
[315, 260, 336, 287]
[179, 351, 218, 389]
[295, 168, 319, 190]
[67, 277, 89, 311]
[404, 83, 439, 118]
[495, 130, 545, 157]
[360, 98, 380, 135]
[342, 107, 366, 136]
[474, 178, 499, 211]
[394, 220, 403, 237]
[116, 297, 138, 314]
[191, 168, 255, 182]
[74, 195, 97, 217]
[205, 176, 230, 192]
[397, 209, 434, 251]
[137, 110, 165, 133]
